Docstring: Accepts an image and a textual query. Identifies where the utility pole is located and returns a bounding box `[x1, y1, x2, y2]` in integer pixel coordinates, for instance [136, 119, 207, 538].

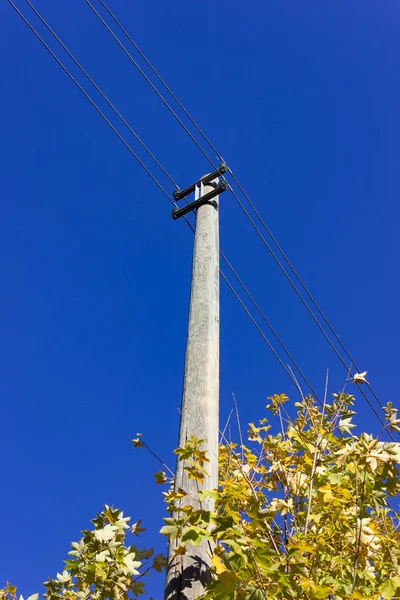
[165, 165, 228, 600]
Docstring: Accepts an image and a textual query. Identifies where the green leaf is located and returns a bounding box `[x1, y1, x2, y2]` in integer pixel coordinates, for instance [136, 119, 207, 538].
[244, 588, 266, 600]
[214, 571, 239, 595]
[86, 564, 96, 585]
[380, 575, 400, 600]
[198, 489, 219, 502]
[95, 565, 107, 581]
[181, 526, 209, 547]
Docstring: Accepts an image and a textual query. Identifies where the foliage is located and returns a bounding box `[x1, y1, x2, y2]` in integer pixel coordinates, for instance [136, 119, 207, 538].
[1, 506, 166, 600]
[3, 389, 400, 599]
[161, 392, 400, 599]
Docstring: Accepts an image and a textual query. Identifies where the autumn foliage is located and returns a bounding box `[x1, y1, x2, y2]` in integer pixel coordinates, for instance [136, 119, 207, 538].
[3, 388, 400, 599]
[161, 391, 400, 599]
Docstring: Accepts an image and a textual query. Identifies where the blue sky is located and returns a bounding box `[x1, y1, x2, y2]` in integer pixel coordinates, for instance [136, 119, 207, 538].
[1, 1, 400, 597]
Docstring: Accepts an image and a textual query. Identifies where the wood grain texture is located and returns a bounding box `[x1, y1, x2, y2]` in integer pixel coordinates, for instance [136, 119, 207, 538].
[165, 180, 220, 600]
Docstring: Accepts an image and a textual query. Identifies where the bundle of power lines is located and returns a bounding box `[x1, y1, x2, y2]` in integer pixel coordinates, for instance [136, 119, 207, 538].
[7, 0, 394, 440]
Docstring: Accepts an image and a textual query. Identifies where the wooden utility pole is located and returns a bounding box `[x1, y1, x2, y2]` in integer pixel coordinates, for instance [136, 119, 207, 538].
[165, 168, 227, 600]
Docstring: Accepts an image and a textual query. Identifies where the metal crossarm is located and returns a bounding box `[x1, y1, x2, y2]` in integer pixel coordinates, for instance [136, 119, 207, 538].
[172, 163, 228, 201]
[171, 181, 228, 220]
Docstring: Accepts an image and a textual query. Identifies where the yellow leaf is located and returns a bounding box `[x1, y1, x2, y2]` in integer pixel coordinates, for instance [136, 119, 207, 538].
[313, 584, 333, 599]
[211, 554, 226, 574]
[173, 545, 186, 556]
[154, 471, 168, 484]
[308, 513, 322, 524]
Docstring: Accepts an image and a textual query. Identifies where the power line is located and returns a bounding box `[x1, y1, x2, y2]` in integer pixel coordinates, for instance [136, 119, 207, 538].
[24, 0, 179, 191]
[22, 0, 317, 399]
[228, 168, 386, 410]
[83, 0, 341, 395]
[220, 270, 300, 390]
[85, 0, 218, 171]
[220, 251, 322, 404]
[96, 0, 224, 164]
[88, 1, 360, 403]
[7, 0, 175, 208]
[228, 177, 390, 423]
[8, 0, 192, 251]
[9, 0, 306, 396]
[225, 183, 390, 432]
[177, 195, 317, 399]
[11, 0, 389, 435]
[9, 2, 397, 574]
[79, 1, 328, 399]
[90, 0, 389, 422]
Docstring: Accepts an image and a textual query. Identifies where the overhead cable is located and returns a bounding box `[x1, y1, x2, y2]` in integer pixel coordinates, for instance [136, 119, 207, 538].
[96, 0, 224, 164]
[12, 0, 388, 433]
[91, 0, 388, 422]
[9, 0, 305, 397]
[220, 251, 322, 404]
[8, 0, 176, 207]
[24, 0, 179, 190]
[26, 0, 317, 398]
[85, 0, 217, 170]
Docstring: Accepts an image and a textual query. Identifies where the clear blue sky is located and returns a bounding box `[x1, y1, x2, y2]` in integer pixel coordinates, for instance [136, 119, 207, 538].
[1, 1, 399, 597]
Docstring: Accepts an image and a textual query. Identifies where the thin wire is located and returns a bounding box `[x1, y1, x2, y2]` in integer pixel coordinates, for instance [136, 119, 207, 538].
[12, 0, 388, 434]
[228, 168, 385, 408]
[7, 0, 176, 207]
[77, 1, 335, 381]
[10, 0, 199, 239]
[9, 0, 299, 393]
[181, 206, 308, 394]
[220, 250, 322, 405]
[93, 0, 387, 418]
[225, 183, 389, 430]
[85, 0, 218, 173]
[220, 271, 299, 390]
[24, 0, 178, 190]
[82, 0, 339, 398]
[96, 0, 224, 164]
[178, 195, 316, 397]
[179, 194, 320, 399]
[95, 0, 379, 406]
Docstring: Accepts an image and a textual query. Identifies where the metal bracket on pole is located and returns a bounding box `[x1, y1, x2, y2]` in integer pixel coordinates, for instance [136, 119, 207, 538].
[171, 162, 229, 220]
[171, 180, 228, 220]
[172, 162, 228, 201]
